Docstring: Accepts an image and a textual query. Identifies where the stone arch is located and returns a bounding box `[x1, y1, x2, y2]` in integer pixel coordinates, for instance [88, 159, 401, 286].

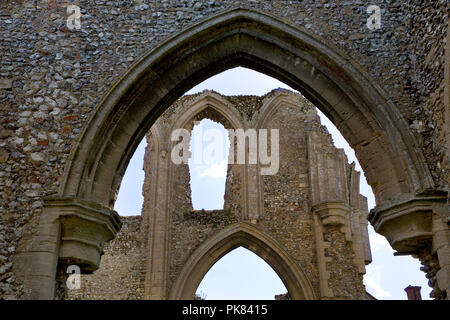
[169, 222, 316, 300]
[23, 8, 445, 300]
[166, 91, 248, 216]
[250, 90, 319, 219]
[168, 91, 244, 134]
[252, 90, 306, 129]
[58, 8, 433, 210]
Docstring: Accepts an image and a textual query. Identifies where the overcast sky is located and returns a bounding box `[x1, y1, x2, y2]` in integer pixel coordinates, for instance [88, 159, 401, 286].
[115, 67, 430, 300]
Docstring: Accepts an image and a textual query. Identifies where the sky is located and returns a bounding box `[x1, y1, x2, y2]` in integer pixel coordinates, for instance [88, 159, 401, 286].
[188, 119, 229, 210]
[115, 67, 431, 300]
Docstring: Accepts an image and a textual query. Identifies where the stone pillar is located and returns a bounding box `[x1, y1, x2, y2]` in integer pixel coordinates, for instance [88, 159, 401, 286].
[246, 164, 263, 222]
[430, 21, 450, 300]
[14, 205, 61, 299]
[369, 195, 449, 299]
[143, 130, 172, 299]
[348, 168, 370, 274]
[359, 196, 372, 265]
[307, 130, 368, 299]
[312, 201, 354, 299]
[15, 197, 121, 299]
[432, 203, 450, 299]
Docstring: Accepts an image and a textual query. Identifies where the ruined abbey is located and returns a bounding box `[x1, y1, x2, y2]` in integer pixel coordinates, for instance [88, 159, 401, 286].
[0, 1, 449, 300]
[67, 90, 372, 299]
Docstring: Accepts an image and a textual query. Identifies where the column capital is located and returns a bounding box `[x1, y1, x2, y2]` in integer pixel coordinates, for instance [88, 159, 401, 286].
[44, 197, 122, 273]
[312, 201, 351, 227]
[368, 194, 446, 254]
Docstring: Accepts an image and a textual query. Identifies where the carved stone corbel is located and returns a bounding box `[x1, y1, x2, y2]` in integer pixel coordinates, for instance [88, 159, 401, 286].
[312, 201, 352, 241]
[368, 195, 441, 253]
[51, 198, 122, 272]
[369, 194, 449, 299]
[16, 197, 121, 299]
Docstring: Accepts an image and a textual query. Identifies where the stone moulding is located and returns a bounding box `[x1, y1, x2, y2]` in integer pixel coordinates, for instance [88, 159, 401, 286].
[44, 197, 122, 272]
[369, 195, 446, 253]
[312, 201, 351, 227]
[370, 194, 449, 298]
[50, 198, 122, 272]
[17, 197, 122, 299]
[169, 222, 316, 300]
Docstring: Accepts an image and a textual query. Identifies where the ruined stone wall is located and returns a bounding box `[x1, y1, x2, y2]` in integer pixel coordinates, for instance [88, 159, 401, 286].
[168, 209, 239, 297]
[66, 90, 370, 299]
[160, 95, 242, 296]
[257, 94, 366, 299]
[324, 225, 365, 299]
[405, 0, 449, 189]
[166, 154, 240, 296]
[258, 97, 323, 298]
[403, 2, 449, 299]
[0, 0, 446, 299]
[160, 91, 369, 299]
[67, 216, 146, 300]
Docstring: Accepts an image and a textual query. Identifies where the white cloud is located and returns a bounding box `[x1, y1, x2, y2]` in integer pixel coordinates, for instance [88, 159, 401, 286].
[364, 266, 392, 299]
[368, 226, 392, 252]
[200, 158, 228, 178]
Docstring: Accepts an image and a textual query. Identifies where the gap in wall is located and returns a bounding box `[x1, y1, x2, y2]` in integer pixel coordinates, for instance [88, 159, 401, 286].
[189, 119, 229, 210]
[114, 67, 431, 299]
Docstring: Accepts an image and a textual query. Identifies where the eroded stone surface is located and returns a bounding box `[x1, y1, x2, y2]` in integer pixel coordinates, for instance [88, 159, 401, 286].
[68, 90, 372, 300]
[0, 0, 448, 299]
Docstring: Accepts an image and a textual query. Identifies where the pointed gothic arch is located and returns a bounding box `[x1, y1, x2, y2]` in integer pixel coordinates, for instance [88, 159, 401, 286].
[169, 91, 244, 133]
[59, 8, 432, 209]
[22, 8, 443, 300]
[169, 222, 316, 300]
[165, 91, 248, 214]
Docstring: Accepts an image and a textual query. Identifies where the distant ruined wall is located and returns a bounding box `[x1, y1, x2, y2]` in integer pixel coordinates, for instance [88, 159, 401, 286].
[68, 216, 146, 300]
[68, 90, 372, 299]
[257, 97, 322, 295]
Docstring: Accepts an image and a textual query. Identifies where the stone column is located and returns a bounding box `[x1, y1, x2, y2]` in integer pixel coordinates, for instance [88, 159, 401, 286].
[370, 195, 449, 299]
[432, 203, 450, 299]
[14, 205, 61, 299]
[359, 196, 372, 265]
[307, 130, 368, 299]
[246, 164, 263, 222]
[312, 201, 357, 299]
[15, 198, 121, 299]
[143, 131, 172, 299]
[348, 169, 370, 274]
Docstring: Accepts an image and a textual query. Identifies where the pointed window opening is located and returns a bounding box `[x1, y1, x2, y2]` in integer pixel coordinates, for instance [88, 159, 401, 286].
[188, 118, 230, 210]
[113, 67, 432, 300]
[195, 247, 288, 300]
